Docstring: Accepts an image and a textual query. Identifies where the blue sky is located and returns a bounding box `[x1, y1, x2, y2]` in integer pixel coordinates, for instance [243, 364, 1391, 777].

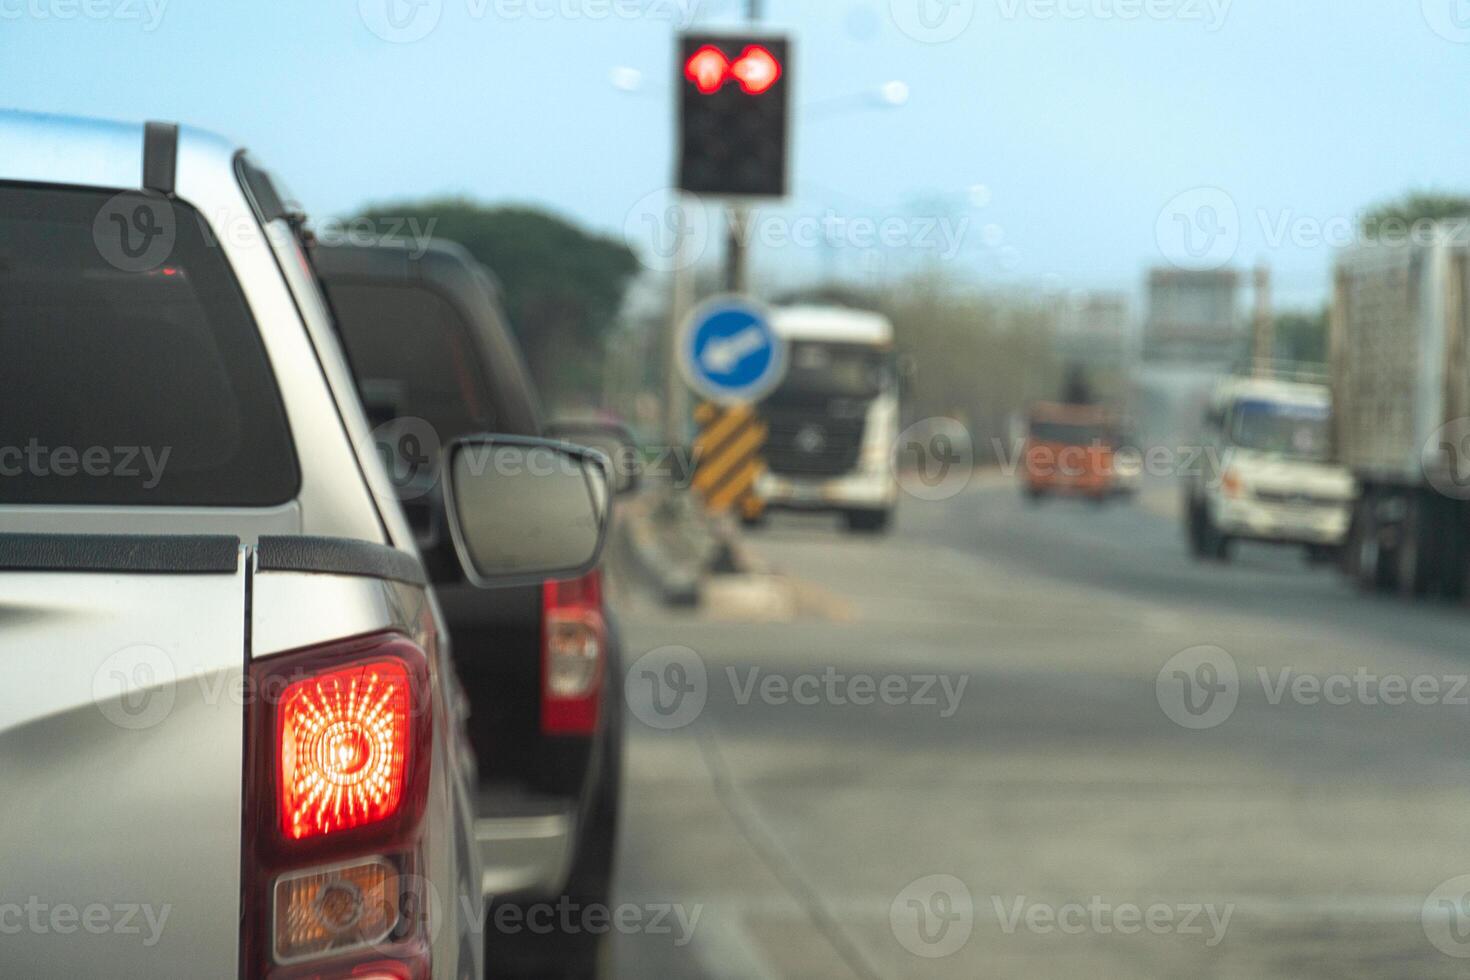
[4, 0, 1469, 308]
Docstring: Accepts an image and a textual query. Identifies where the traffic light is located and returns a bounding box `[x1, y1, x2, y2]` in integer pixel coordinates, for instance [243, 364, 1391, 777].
[677, 33, 790, 199]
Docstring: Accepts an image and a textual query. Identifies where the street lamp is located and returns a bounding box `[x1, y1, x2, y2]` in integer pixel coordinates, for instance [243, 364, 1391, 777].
[804, 80, 912, 118]
[877, 80, 910, 107]
[609, 66, 644, 93]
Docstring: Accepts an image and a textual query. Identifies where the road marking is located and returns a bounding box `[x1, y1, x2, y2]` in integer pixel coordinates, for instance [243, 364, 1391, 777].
[686, 904, 784, 980]
[620, 891, 1447, 924]
[695, 727, 888, 980]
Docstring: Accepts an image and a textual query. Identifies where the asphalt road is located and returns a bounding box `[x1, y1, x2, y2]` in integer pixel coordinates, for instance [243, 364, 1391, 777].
[608, 476, 1470, 979]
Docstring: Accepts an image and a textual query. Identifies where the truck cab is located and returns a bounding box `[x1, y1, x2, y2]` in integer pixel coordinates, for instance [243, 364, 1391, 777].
[1185, 376, 1354, 562]
[752, 305, 900, 533]
[1021, 402, 1123, 502]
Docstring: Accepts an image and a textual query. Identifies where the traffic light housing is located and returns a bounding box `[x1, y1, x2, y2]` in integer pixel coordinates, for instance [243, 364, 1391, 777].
[677, 33, 790, 198]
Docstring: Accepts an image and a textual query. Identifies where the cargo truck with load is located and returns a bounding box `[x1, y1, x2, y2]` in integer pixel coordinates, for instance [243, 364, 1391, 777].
[1331, 227, 1470, 596]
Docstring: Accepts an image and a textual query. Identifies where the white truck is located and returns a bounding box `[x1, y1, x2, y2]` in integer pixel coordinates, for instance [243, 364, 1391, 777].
[1331, 229, 1470, 596]
[752, 306, 901, 533]
[1184, 375, 1354, 562]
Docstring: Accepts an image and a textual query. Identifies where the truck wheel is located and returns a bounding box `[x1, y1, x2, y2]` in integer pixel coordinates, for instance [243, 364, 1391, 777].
[1186, 500, 1208, 558]
[1212, 534, 1234, 562]
[485, 701, 622, 979]
[1191, 501, 1230, 561]
[1353, 494, 1395, 593]
[1339, 512, 1361, 578]
[565, 741, 621, 906]
[1304, 544, 1341, 566]
[1396, 495, 1432, 598]
[845, 509, 891, 534]
[553, 751, 620, 979]
[1442, 500, 1470, 600]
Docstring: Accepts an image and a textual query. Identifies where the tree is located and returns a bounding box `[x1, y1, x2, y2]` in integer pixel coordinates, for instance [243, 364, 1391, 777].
[1361, 192, 1470, 238]
[1273, 309, 1328, 366]
[847, 271, 1062, 460]
[354, 199, 639, 407]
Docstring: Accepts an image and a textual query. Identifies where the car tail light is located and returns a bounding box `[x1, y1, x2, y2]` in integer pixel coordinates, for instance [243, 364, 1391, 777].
[279, 659, 412, 840]
[274, 859, 399, 962]
[242, 633, 434, 980]
[542, 571, 606, 736]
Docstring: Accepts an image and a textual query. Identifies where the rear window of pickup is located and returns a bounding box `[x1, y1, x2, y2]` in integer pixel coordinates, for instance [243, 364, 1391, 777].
[0, 183, 299, 506]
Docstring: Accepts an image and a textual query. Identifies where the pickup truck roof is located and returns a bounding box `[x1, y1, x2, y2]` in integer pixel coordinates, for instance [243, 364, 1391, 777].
[313, 238, 543, 438]
[1, 110, 176, 190]
[314, 239, 548, 628]
[0, 110, 403, 546]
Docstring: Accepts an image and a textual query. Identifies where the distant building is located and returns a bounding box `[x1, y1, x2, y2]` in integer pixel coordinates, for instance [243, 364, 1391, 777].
[1142, 268, 1246, 367]
[1053, 291, 1131, 369]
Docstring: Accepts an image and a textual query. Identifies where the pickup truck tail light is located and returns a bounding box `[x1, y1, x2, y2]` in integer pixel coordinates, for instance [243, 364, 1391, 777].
[542, 570, 606, 736]
[242, 633, 433, 980]
[278, 658, 412, 840]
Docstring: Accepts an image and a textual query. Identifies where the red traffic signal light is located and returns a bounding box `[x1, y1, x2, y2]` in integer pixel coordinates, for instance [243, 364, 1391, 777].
[730, 45, 781, 95]
[677, 34, 791, 198]
[685, 45, 730, 95]
[683, 43, 783, 96]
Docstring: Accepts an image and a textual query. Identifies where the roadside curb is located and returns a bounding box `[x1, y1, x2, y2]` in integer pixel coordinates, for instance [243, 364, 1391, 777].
[614, 493, 710, 608]
[614, 491, 857, 620]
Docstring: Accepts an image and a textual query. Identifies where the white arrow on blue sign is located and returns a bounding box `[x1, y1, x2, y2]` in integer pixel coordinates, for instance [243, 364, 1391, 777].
[677, 295, 788, 405]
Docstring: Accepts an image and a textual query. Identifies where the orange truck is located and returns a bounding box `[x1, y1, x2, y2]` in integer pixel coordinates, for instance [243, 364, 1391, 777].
[1021, 402, 1129, 502]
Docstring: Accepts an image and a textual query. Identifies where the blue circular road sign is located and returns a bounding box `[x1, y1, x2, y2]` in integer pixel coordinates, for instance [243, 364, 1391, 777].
[678, 295, 788, 405]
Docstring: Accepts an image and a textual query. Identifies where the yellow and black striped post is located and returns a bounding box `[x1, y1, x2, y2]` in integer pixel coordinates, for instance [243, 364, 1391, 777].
[692, 401, 767, 518]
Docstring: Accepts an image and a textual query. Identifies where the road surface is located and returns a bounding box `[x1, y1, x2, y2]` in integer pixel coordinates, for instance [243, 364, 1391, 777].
[608, 477, 1470, 979]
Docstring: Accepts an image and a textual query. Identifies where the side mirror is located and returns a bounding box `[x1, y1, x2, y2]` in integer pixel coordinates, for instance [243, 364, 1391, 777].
[544, 419, 641, 496]
[443, 435, 610, 589]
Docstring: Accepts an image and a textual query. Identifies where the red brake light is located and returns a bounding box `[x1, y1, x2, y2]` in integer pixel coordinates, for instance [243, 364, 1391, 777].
[731, 44, 781, 95]
[242, 634, 435, 980]
[278, 659, 412, 840]
[542, 571, 606, 736]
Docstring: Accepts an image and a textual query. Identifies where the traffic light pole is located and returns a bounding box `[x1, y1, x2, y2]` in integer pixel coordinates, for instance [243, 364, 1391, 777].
[664, 200, 694, 456]
[667, 6, 784, 457]
[726, 0, 762, 294]
[725, 209, 748, 292]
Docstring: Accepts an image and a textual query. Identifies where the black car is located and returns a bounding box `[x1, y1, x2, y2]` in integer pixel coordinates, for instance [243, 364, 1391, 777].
[313, 238, 624, 977]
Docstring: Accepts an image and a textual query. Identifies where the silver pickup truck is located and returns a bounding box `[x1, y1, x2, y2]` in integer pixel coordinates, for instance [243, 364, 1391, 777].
[0, 110, 609, 979]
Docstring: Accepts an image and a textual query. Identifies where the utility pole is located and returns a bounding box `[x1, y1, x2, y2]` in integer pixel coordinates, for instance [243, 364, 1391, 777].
[1252, 262, 1273, 374]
